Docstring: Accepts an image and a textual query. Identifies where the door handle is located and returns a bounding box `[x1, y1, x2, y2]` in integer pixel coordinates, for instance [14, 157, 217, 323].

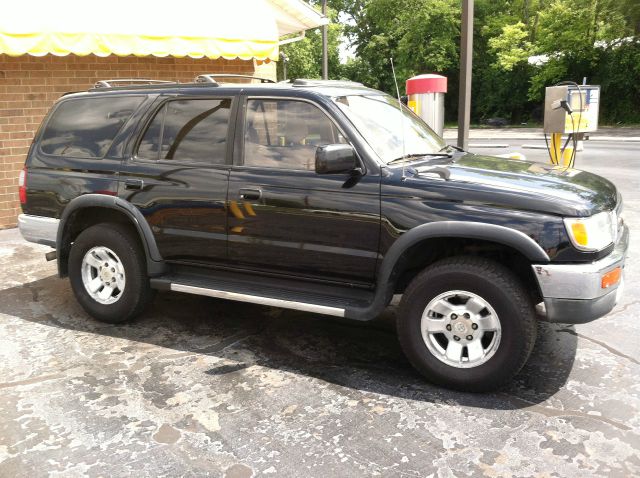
[239, 188, 262, 200]
[124, 179, 144, 190]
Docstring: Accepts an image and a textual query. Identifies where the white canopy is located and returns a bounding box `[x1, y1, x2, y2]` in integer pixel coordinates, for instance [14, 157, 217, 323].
[268, 0, 327, 36]
[0, 0, 327, 61]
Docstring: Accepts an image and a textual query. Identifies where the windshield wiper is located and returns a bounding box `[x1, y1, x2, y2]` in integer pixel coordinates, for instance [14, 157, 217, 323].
[387, 152, 452, 164]
[387, 153, 428, 164]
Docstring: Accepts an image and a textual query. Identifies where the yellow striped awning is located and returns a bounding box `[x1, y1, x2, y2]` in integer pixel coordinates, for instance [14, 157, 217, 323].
[0, 0, 326, 61]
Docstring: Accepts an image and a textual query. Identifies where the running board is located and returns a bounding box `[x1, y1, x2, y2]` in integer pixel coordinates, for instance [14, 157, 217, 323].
[150, 271, 375, 318]
[169, 282, 346, 317]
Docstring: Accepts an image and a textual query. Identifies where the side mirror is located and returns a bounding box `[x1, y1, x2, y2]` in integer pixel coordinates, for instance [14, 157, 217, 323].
[315, 144, 358, 174]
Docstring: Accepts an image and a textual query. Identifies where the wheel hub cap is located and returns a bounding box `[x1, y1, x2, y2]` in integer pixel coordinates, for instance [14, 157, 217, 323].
[420, 290, 502, 368]
[80, 246, 126, 305]
[100, 269, 113, 282]
[453, 321, 468, 334]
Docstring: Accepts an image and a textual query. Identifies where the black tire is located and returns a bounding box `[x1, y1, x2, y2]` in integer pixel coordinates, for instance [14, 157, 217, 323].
[397, 256, 537, 392]
[68, 223, 154, 324]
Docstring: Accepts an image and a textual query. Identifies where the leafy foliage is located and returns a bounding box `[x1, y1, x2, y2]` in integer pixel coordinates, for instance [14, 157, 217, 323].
[280, 0, 639, 123]
[477, 0, 639, 122]
[277, 14, 343, 80]
[488, 22, 532, 72]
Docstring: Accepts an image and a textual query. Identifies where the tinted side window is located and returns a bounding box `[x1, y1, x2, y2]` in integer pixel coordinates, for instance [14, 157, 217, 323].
[40, 96, 144, 158]
[138, 98, 231, 164]
[244, 99, 345, 170]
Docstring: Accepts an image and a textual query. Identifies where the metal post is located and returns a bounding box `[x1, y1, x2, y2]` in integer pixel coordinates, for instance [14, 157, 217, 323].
[457, 0, 474, 150]
[279, 52, 288, 81]
[322, 0, 328, 80]
[550, 132, 562, 165]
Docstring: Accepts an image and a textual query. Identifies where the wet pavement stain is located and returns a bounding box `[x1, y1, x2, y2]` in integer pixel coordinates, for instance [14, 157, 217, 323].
[225, 463, 254, 478]
[153, 423, 181, 444]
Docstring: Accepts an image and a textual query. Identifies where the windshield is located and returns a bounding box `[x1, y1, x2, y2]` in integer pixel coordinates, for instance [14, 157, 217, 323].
[333, 94, 446, 164]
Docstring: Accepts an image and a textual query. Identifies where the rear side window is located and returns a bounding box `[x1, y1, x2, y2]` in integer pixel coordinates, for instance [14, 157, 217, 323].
[137, 98, 232, 164]
[40, 96, 144, 158]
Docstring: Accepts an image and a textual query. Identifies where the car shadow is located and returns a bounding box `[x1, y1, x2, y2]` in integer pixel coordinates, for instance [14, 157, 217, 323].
[0, 275, 577, 409]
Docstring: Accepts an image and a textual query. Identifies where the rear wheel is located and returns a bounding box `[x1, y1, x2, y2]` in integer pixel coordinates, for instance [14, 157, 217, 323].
[397, 256, 537, 392]
[69, 223, 154, 323]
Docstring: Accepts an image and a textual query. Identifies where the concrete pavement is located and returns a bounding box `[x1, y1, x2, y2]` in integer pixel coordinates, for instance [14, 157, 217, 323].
[0, 145, 639, 476]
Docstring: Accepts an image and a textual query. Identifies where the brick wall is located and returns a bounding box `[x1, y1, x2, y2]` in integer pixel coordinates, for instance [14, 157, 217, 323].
[0, 54, 271, 229]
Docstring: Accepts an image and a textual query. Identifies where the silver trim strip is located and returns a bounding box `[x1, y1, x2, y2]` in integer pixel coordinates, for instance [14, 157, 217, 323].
[18, 214, 59, 247]
[532, 224, 629, 300]
[169, 283, 346, 317]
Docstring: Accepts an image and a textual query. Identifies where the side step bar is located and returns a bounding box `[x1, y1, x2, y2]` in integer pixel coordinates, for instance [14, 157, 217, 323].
[149, 271, 378, 318]
[168, 282, 346, 317]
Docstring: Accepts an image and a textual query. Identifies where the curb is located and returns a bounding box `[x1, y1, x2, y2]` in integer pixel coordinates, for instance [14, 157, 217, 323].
[444, 136, 640, 143]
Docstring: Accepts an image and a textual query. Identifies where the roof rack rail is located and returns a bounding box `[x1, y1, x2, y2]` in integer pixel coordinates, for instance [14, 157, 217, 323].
[195, 74, 275, 85]
[93, 79, 178, 89]
[292, 79, 364, 87]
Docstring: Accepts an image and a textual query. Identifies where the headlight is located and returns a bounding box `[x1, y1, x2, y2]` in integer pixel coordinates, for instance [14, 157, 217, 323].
[564, 211, 616, 252]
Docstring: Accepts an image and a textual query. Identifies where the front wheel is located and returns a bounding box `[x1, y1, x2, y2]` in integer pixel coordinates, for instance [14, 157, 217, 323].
[397, 256, 537, 392]
[68, 223, 154, 323]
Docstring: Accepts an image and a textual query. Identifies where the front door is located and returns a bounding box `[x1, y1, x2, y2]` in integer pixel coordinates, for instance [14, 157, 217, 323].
[119, 96, 233, 265]
[227, 97, 380, 285]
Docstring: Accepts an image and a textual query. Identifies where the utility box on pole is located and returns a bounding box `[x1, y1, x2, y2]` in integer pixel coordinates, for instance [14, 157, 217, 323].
[544, 85, 600, 134]
[406, 74, 447, 137]
[543, 84, 600, 166]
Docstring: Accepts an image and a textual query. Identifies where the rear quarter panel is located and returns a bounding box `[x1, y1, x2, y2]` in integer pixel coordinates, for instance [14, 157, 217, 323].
[22, 94, 156, 218]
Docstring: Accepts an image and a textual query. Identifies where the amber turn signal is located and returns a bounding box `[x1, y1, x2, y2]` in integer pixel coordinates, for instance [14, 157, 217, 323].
[570, 222, 588, 247]
[601, 267, 622, 289]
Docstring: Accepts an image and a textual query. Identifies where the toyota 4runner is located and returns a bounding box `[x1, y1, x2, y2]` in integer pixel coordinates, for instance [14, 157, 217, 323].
[17, 75, 628, 391]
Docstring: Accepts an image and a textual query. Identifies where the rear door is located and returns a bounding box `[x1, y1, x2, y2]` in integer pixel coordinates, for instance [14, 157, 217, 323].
[118, 96, 234, 265]
[227, 96, 381, 285]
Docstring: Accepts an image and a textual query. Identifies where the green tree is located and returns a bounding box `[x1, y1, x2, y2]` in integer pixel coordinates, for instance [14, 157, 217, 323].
[282, 0, 640, 124]
[341, 0, 460, 92]
[489, 22, 532, 71]
[276, 4, 343, 81]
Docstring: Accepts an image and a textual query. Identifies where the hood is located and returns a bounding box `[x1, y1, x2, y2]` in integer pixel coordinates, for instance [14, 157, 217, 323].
[407, 153, 618, 217]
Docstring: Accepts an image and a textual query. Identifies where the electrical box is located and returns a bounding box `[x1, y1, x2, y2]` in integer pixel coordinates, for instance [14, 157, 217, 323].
[543, 85, 600, 134]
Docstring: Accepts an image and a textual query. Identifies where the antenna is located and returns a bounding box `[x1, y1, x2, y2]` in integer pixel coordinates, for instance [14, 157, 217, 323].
[390, 58, 407, 180]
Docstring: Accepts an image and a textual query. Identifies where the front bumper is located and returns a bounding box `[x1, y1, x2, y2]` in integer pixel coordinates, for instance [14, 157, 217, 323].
[532, 224, 629, 324]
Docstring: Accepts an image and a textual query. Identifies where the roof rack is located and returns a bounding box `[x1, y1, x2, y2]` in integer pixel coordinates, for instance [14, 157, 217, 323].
[195, 74, 276, 85]
[292, 79, 364, 87]
[93, 79, 178, 89]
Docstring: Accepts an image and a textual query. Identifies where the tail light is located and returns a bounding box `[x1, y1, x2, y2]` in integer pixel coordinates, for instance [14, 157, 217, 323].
[18, 167, 27, 205]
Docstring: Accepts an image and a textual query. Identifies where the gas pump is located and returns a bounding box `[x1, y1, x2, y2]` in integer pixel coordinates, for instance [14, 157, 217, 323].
[543, 82, 600, 167]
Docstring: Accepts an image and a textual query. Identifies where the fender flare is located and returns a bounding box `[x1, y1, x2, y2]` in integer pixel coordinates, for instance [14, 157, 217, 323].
[381, 221, 549, 279]
[345, 221, 549, 321]
[56, 194, 165, 277]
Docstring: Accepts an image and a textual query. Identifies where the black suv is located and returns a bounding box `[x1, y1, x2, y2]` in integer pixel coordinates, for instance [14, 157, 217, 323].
[18, 76, 628, 391]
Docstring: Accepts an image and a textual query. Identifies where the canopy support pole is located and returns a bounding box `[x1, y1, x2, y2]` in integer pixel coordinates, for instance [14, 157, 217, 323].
[322, 0, 328, 79]
[457, 0, 474, 150]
